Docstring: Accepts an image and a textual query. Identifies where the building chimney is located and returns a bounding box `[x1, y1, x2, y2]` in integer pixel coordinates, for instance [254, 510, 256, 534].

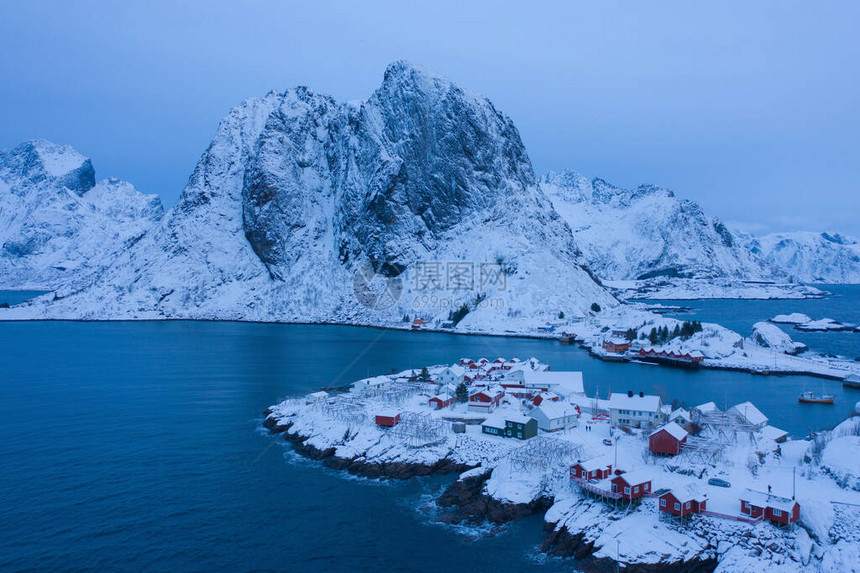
[627, 390, 633, 397]
[639, 391, 644, 398]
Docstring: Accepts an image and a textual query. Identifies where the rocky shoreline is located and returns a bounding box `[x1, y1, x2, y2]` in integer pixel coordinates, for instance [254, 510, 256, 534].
[263, 410, 474, 480]
[541, 525, 718, 573]
[263, 410, 718, 571]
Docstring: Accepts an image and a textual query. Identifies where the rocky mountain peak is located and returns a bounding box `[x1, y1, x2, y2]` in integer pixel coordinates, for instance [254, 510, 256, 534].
[1, 139, 95, 196]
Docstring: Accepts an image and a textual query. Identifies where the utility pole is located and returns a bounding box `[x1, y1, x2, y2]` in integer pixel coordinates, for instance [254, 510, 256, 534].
[614, 440, 618, 469]
[616, 539, 620, 573]
[793, 467, 796, 500]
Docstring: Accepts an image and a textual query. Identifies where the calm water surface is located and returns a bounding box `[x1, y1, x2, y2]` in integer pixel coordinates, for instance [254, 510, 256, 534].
[1, 289, 858, 571]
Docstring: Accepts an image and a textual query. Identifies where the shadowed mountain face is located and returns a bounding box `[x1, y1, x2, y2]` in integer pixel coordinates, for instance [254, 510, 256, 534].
[241, 62, 537, 279]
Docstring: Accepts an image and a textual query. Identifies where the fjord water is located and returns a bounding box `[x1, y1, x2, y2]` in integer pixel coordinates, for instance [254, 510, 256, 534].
[642, 284, 860, 360]
[0, 303, 857, 570]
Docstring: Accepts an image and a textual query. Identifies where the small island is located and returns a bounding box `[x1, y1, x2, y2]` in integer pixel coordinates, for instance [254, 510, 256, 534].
[265, 357, 860, 572]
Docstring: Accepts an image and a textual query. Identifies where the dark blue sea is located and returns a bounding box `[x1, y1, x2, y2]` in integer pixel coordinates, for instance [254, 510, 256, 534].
[1, 288, 858, 571]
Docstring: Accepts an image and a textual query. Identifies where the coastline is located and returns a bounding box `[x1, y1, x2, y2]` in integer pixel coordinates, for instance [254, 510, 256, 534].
[0, 314, 854, 381]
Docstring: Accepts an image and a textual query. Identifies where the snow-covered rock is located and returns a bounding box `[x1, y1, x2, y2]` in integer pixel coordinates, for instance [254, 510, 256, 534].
[795, 318, 856, 332]
[750, 322, 807, 355]
[743, 231, 860, 284]
[0, 140, 164, 290]
[3, 62, 616, 325]
[771, 313, 813, 325]
[822, 435, 860, 491]
[541, 170, 777, 282]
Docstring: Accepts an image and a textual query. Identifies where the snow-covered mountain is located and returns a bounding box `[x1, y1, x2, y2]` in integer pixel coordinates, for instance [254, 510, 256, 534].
[540, 170, 775, 281]
[8, 62, 616, 325]
[0, 140, 163, 289]
[742, 231, 860, 284]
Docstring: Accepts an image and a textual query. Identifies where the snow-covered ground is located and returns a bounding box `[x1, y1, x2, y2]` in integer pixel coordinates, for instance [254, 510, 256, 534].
[266, 359, 860, 572]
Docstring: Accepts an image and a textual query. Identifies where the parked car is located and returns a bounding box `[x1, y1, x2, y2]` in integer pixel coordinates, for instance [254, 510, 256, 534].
[602, 439, 613, 446]
[708, 478, 731, 488]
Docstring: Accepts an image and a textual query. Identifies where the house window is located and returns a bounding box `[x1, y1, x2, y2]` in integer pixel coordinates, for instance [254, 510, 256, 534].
[660, 499, 666, 507]
[633, 486, 639, 494]
[674, 502, 680, 510]
[624, 487, 630, 494]
[644, 483, 650, 491]
[685, 502, 691, 509]
[773, 509, 781, 517]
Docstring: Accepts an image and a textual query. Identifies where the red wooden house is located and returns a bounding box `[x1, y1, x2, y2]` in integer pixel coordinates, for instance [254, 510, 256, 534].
[468, 386, 504, 412]
[375, 410, 401, 427]
[532, 392, 560, 406]
[570, 457, 613, 481]
[649, 422, 689, 456]
[610, 470, 653, 500]
[740, 490, 800, 525]
[602, 338, 631, 353]
[428, 395, 455, 409]
[659, 487, 707, 518]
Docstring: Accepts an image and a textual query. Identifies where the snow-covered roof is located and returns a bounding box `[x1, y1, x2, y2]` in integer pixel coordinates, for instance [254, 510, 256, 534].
[308, 391, 329, 399]
[650, 421, 688, 441]
[608, 392, 661, 412]
[689, 350, 704, 358]
[523, 370, 584, 394]
[729, 401, 768, 426]
[669, 408, 691, 422]
[605, 337, 629, 345]
[614, 468, 653, 486]
[760, 425, 789, 442]
[505, 412, 532, 425]
[576, 456, 611, 471]
[481, 414, 506, 429]
[375, 408, 399, 417]
[740, 489, 797, 512]
[533, 402, 578, 420]
[663, 483, 706, 503]
[443, 365, 466, 377]
[693, 401, 719, 414]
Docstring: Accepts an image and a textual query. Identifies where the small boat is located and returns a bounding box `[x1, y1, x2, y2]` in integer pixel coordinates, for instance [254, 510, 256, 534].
[798, 391, 835, 404]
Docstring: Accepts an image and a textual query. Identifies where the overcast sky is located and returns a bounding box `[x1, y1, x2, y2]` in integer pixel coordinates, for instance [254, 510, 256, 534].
[2, 1, 858, 236]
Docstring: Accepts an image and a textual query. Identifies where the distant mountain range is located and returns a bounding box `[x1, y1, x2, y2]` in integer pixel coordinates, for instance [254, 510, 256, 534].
[741, 231, 860, 284]
[0, 140, 163, 290]
[1, 62, 857, 324]
[540, 171, 775, 281]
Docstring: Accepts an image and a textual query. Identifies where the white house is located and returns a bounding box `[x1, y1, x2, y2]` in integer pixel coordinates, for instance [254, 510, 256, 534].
[728, 401, 768, 430]
[306, 391, 329, 404]
[608, 391, 664, 428]
[530, 402, 579, 432]
[436, 366, 466, 387]
[524, 370, 585, 397]
[351, 376, 389, 395]
[668, 408, 691, 426]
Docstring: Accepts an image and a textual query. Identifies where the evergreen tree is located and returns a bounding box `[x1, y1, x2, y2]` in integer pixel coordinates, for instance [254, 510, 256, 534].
[671, 324, 681, 339]
[420, 366, 429, 381]
[590, 302, 601, 313]
[455, 382, 469, 403]
[648, 327, 658, 345]
[558, 311, 565, 319]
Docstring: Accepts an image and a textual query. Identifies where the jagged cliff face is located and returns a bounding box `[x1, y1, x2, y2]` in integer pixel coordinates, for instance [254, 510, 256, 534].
[17, 62, 615, 324]
[0, 140, 163, 289]
[241, 63, 538, 279]
[540, 170, 776, 281]
[742, 232, 860, 284]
